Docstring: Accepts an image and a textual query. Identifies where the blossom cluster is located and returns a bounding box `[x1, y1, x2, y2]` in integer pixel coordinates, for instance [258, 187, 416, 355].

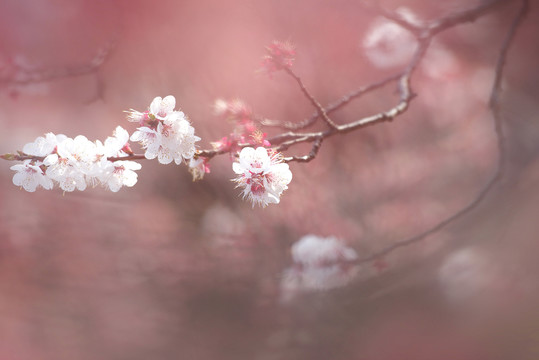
[127, 95, 200, 165]
[281, 235, 359, 293]
[11, 127, 140, 192]
[232, 147, 292, 207]
[6, 93, 294, 207]
[9, 95, 202, 193]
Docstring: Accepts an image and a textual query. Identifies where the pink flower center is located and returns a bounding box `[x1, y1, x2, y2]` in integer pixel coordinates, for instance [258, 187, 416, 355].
[247, 173, 266, 195]
[113, 165, 125, 174]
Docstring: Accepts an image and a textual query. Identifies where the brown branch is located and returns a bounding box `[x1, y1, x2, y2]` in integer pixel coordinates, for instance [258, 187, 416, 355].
[426, 0, 508, 36]
[354, 0, 529, 267]
[271, 34, 427, 153]
[2, 152, 147, 163]
[259, 73, 402, 130]
[257, 0, 500, 137]
[283, 137, 323, 163]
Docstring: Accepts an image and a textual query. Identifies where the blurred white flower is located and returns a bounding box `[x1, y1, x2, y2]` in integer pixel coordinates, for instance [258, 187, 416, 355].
[232, 147, 292, 207]
[281, 235, 359, 300]
[438, 247, 497, 304]
[10, 160, 53, 192]
[213, 98, 229, 116]
[292, 234, 358, 266]
[362, 9, 419, 69]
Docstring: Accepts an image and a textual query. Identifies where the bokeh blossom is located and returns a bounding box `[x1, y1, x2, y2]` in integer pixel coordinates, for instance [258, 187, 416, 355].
[281, 235, 359, 298]
[362, 9, 419, 69]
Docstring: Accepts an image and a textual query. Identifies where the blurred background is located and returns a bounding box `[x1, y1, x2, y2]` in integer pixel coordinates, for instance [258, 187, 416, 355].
[1, 0, 539, 359]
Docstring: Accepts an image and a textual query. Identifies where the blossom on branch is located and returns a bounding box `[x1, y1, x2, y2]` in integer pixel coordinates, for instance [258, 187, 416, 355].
[102, 160, 142, 192]
[10, 127, 142, 193]
[22, 133, 67, 157]
[129, 95, 200, 165]
[232, 147, 292, 207]
[149, 95, 176, 120]
[10, 160, 53, 192]
[104, 126, 131, 157]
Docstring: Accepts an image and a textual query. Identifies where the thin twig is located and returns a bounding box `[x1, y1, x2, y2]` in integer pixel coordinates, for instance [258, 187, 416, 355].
[260, 73, 402, 130]
[283, 67, 339, 129]
[283, 137, 323, 163]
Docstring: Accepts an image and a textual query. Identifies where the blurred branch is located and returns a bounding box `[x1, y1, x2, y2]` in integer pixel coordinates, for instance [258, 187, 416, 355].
[362, 0, 508, 35]
[259, 0, 509, 133]
[0, 38, 116, 86]
[426, 0, 508, 36]
[271, 38, 426, 160]
[354, 0, 529, 267]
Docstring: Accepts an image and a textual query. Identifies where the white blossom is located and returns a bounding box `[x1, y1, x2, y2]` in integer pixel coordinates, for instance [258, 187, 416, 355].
[37, 132, 141, 192]
[22, 133, 67, 156]
[10, 160, 53, 192]
[42, 136, 91, 192]
[130, 127, 161, 160]
[104, 126, 130, 157]
[232, 147, 292, 207]
[45, 154, 87, 192]
[149, 95, 176, 120]
[101, 160, 142, 192]
[130, 98, 200, 165]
